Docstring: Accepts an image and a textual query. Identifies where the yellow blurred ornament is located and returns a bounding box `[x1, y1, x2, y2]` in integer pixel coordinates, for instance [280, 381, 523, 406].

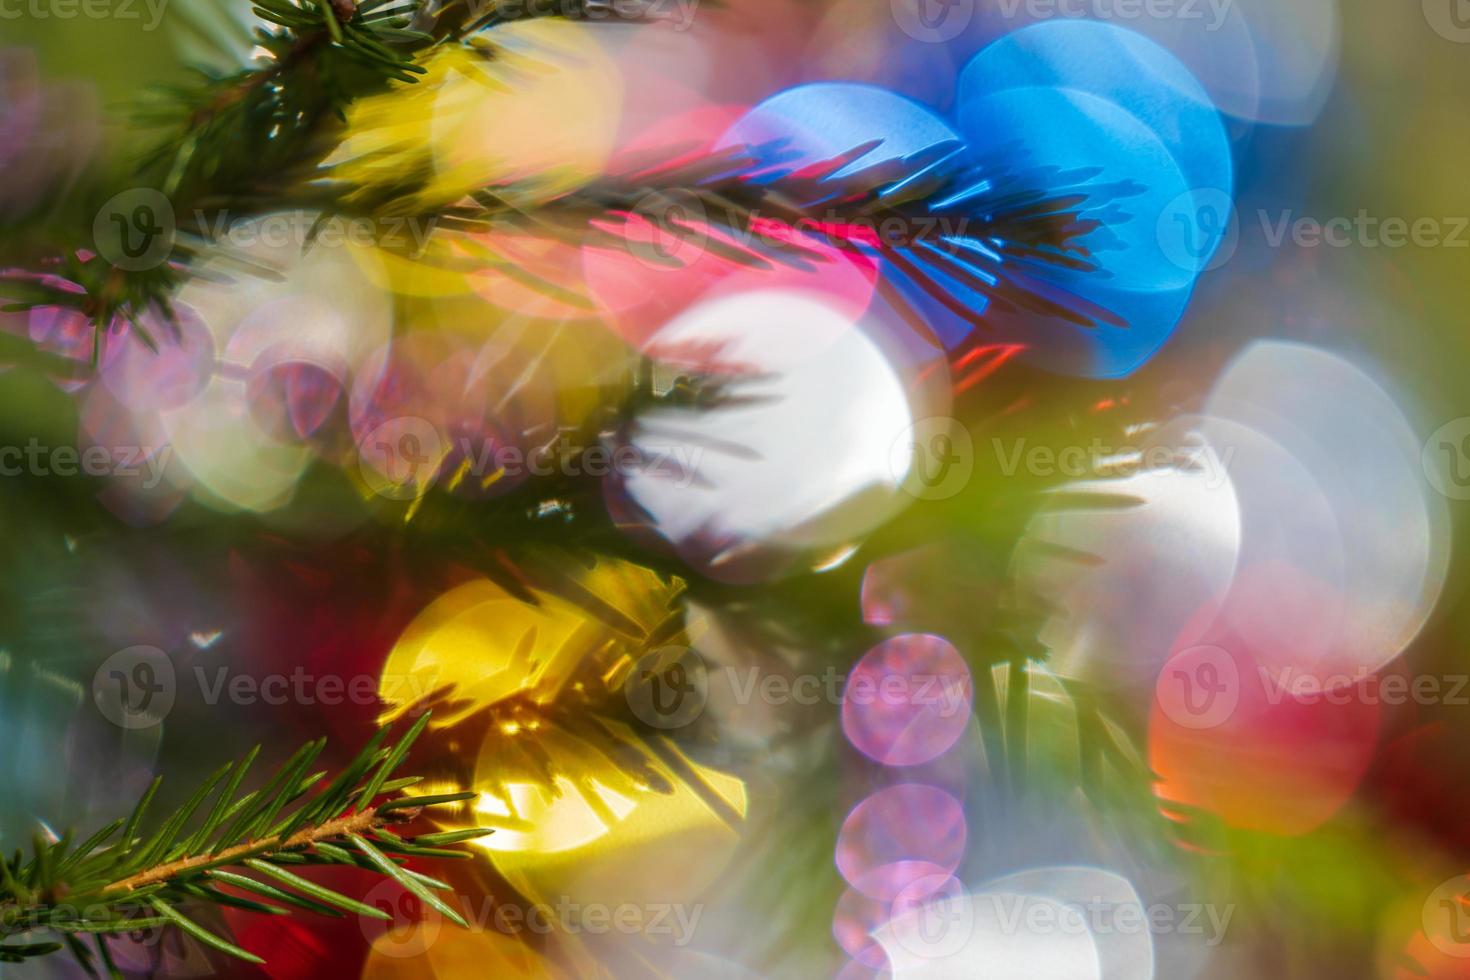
[428, 22, 622, 203]
[378, 553, 746, 934]
[363, 923, 560, 980]
[332, 22, 622, 300]
[463, 721, 746, 934]
[378, 553, 687, 730]
[332, 22, 622, 213]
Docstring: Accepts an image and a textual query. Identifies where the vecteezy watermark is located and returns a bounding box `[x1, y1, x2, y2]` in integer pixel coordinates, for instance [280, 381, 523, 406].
[624, 646, 710, 730]
[357, 416, 446, 502]
[1156, 645, 1470, 730]
[1161, 191, 1470, 274]
[1423, 417, 1470, 500]
[1425, 876, 1470, 958]
[0, 0, 168, 28]
[93, 197, 441, 272]
[977, 893, 1234, 946]
[1262, 668, 1470, 708]
[1254, 211, 1470, 250]
[189, 211, 438, 256]
[885, 886, 1232, 964]
[1424, 0, 1470, 42]
[992, 0, 1234, 30]
[93, 645, 176, 730]
[361, 880, 705, 957]
[91, 646, 447, 729]
[624, 646, 972, 729]
[12, 902, 211, 976]
[890, 0, 975, 43]
[890, 417, 975, 501]
[94, 189, 176, 273]
[886, 875, 974, 961]
[991, 435, 1235, 489]
[1155, 645, 1241, 730]
[1159, 188, 1241, 274]
[0, 438, 172, 488]
[357, 417, 706, 501]
[621, 190, 713, 272]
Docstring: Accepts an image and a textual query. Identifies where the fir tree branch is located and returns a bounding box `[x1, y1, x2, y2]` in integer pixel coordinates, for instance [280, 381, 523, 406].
[0, 0, 1120, 385]
[0, 711, 488, 971]
[101, 806, 402, 895]
[0, 0, 621, 331]
[0, 0, 1125, 420]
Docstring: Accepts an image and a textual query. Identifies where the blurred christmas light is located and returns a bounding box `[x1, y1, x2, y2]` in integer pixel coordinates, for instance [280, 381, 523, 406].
[835, 783, 967, 902]
[609, 288, 947, 582]
[841, 634, 973, 768]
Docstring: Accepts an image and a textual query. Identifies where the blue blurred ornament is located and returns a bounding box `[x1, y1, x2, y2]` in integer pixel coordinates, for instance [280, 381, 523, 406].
[957, 85, 1199, 377]
[717, 84, 989, 351]
[958, 21, 1233, 211]
[952, 25, 1235, 376]
[711, 57, 1232, 377]
[717, 82, 960, 180]
[716, 83, 1100, 355]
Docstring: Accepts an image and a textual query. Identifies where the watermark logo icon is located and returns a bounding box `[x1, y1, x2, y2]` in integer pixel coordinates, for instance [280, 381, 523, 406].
[624, 190, 710, 271]
[358, 416, 445, 500]
[1425, 0, 1470, 41]
[361, 879, 443, 957]
[93, 645, 176, 729]
[94, 189, 175, 272]
[625, 646, 708, 729]
[890, 875, 974, 961]
[891, 0, 975, 42]
[1423, 417, 1470, 500]
[1155, 645, 1240, 730]
[891, 416, 974, 500]
[1159, 188, 1239, 274]
[1424, 877, 1470, 958]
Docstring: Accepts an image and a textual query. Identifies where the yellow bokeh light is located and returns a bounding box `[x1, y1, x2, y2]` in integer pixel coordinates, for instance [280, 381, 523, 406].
[363, 923, 560, 980]
[376, 557, 744, 922]
[428, 22, 623, 204]
[378, 557, 685, 726]
[470, 723, 747, 916]
[333, 22, 621, 212]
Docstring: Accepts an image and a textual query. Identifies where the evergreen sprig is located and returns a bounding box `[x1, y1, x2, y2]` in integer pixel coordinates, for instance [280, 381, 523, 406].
[0, 0, 639, 350]
[0, 711, 488, 974]
[0, 0, 1117, 379]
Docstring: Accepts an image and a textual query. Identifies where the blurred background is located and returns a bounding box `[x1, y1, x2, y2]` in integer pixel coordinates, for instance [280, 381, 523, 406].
[2, 0, 1470, 977]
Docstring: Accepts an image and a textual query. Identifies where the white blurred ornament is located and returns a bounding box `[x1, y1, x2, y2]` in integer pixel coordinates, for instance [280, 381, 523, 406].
[607, 289, 947, 582]
[1016, 430, 1241, 707]
[1201, 340, 1448, 684]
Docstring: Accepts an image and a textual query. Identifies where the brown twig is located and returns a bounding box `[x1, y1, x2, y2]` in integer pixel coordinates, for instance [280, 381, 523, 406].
[100, 805, 420, 896]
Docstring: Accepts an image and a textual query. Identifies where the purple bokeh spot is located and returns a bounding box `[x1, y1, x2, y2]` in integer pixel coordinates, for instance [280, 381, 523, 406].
[835, 783, 967, 901]
[842, 633, 973, 767]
